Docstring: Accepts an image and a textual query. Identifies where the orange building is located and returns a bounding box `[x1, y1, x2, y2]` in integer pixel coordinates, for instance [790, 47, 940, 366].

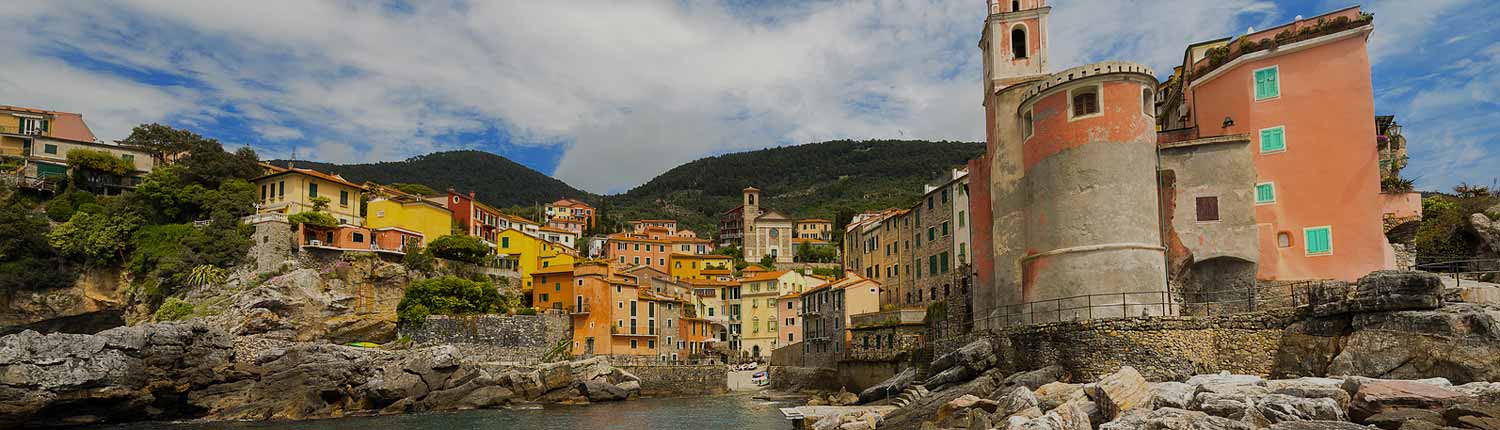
[297, 224, 421, 255]
[1165, 7, 1385, 282]
[531, 265, 575, 311]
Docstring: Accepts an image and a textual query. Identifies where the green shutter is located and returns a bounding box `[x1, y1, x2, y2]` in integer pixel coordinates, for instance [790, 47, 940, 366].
[1305, 227, 1331, 255]
[36, 162, 68, 179]
[1255, 68, 1279, 100]
[1260, 127, 1285, 153]
[1255, 183, 1275, 204]
[309, 183, 318, 197]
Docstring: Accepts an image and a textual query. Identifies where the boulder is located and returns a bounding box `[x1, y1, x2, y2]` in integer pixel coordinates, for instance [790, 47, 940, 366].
[859, 367, 917, 403]
[1187, 372, 1267, 388]
[1267, 378, 1352, 411]
[925, 365, 978, 389]
[1008, 400, 1090, 430]
[1441, 402, 1500, 429]
[1100, 408, 1252, 430]
[1346, 379, 1467, 422]
[1362, 408, 1445, 430]
[1192, 392, 1271, 428]
[1089, 366, 1151, 421]
[1256, 394, 1346, 423]
[830, 387, 859, 406]
[536, 361, 575, 392]
[1151, 382, 1196, 410]
[1033, 382, 1083, 411]
[1329, 302, 1500, 381]
[576, 380, 628, 402]
[1004, 365, 1071, 390]
[1267, 422, 1376, 430]
[936, 394, 982, 424]
[1310, 271, 1443, 317]
[931, 339, 996, 374]
[990, 386, 1041, 419]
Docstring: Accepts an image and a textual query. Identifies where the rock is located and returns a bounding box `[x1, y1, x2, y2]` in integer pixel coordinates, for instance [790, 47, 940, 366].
[839, 420, 875, 430]
[1010, 402, 1090, 430]
[1256, 394, 1346, 423]
[968, 410, 993, 430]
[1033, 382, 1085, 410]
[1267, 378, 1351, 411]
[860, 367, 916, 403]
[1100, 408, 1253, 430]
[1468, 213, 1500, 259]
[1188, 373, 1267, 388]
[1192, 391, 1272, 428]
[1088, 366, 1150, 421]
[989, 386, 1041, 419]
[926, 365, 978, 389]
[616, 380, 640, 394]
[831, 387, 860, 406]
[577, 380, 629, 402]
[1267, 422, 1376, 430]
[536, 361, 575, 392]
[1004, 366, 1071, 390]
[936, 394, 983, 424]
[931, 339, 996, 374]
[813, 414, 843, 430]
[1151, 382, 1196, 409]
[1310, 271, 1443, 317]
[1442, 402, 1500, 430]
[1347, 379, 1467, 422]
[1363, 408, 1445, 430]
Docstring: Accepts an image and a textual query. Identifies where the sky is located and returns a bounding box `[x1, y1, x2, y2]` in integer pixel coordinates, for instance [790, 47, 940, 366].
[2, 0, 1496, 194]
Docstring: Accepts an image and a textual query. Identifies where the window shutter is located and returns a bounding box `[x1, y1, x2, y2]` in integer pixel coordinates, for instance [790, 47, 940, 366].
[1195, 196, 1219, 221]
[1305, 228, 1331, 254]
[1256, 183, 1275, 204]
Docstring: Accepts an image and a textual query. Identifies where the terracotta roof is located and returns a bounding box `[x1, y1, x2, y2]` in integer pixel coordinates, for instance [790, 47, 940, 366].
[533, 265, 575, 275]
[503, 213, 537, 225]
[670, 253, 732, 259]
[797, 219, 832, 223]
[549, 198, 592, 208]
[741, 270, 789, 283]
[539, 226, 576, 234]
[256, 167, 366, 190]
[1, 106, 98, 142]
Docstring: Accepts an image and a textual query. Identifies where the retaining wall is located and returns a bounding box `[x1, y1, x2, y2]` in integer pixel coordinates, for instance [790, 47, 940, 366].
[618, 364, 728, 397]
[399, 313, 571, 363]
[769, 366, 841, 393]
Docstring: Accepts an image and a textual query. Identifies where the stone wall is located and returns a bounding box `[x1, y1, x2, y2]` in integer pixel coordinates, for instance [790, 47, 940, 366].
[769, 366, 842, 393]
[399, 312, 571, 363]
[990, 310, 1299, 382]
[246, 215, 294, 273]
[617, 364, 728, 396]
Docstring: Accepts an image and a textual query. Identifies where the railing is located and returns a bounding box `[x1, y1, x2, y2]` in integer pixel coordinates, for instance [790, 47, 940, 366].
[0, 125, 41, 135]
[569, 303, 591, 315]
[1414, 256, 1500, 287]
[938, 281, 1325, 336]
[1, 174, 57, 192]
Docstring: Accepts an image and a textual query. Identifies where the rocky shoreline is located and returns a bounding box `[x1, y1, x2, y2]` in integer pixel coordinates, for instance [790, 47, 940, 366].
[0, 323, 646, 429]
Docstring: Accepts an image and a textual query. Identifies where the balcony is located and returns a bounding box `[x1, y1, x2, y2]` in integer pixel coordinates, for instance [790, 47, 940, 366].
[0, 125, 42, 136]
[569, 304, 591, 315]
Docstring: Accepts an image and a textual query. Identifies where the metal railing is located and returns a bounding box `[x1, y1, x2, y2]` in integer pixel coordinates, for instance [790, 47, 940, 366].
[929, 281, 1326, 337]
[1414, 255, 1500, 287]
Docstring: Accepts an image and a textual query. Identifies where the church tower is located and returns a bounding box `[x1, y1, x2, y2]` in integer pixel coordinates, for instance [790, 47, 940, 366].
[981, 0, 1050, 91]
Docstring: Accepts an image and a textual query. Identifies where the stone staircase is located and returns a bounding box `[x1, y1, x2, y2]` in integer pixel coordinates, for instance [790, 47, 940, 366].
[890, 385, 931, 409]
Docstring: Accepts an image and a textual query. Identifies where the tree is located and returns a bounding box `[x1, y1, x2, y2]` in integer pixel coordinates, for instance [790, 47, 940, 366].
[47, 208, 142, 264]
[402, 241, 437, 274]
[390, 183, 436, 196]
[288, 211, 338, 228]
[397, 276, 515, 325]
[0, 200, 76, 290]
[118, 124, 261, 187]
[133, 166, 207, 223]
[759, 253, 776, 269]
[310, 196, 331, 212]
[428, 234, 490, 263]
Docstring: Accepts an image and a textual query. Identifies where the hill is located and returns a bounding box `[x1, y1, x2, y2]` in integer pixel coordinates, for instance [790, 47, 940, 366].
[607, 139, 985, 237]
[269, 150, 594, 209]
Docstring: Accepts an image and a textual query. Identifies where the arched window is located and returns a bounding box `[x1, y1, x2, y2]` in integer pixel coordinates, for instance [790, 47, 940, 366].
[1143, 88, 1155, 117]
[1071, 85, 1101, 118]
[1011, 27, 1028, 59]
[1012, 1, 1021, 12]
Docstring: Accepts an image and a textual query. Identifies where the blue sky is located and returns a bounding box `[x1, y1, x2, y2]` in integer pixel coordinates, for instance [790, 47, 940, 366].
[2, 0, 1495, 194]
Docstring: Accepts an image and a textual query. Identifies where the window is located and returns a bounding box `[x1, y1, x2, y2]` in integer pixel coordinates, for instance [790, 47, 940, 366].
[1142, 88, 1155, 117]
[43, 144, 57, 155]
[1011, 0, 1020, 12]
[309, 183, 318, 198]
[1022, 110, 1034, 139]
[340, 191, 349, 206]
[540, 293, 549, 302]
[1277, 232, 1292, 248]
[1011, 26, 1028, 59]
[929, 255, 938, 275]
[927, 196, 934, 210]
[1255, 182, 1276, 205]
[1260, 126, 1286, 153]
[1195, 196, 1220, 222]
[940, 252, 950, 273]
[260, 185, 267, 200]
[958, 211, 967, 228]
[1304, 226, 1332, 256]
[928, 227, 936, 241]
[122, 154, 135, 164]
[941, 189, 949, 203]
[942, 222, 949, 236]
[630, 339, 637, 349]
[351, 232, 364, 243]
[1070, 85, 1102, 120]
[1254, 66, 1280, 100]
[502, 237, 510, 248]
[279, 181, 285, 197]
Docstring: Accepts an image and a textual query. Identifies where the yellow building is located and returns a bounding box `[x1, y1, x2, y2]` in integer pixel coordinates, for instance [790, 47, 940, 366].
[496, 228, 579, 294]
[366, 195, 452, 247]
[2, 105, 153, 193]
[254, 167, 368, 226]
[668, 253, 736, 281]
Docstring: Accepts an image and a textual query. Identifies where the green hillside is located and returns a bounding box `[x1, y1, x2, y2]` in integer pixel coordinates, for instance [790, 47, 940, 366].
[606, 139, 985, 238]
[269, 150, 594, 209]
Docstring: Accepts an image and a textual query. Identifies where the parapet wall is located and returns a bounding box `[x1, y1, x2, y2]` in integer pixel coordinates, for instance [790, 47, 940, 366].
[618, 364, 728, 396]
[991, 310, 1299, 381]
[399, 313, 571, 363]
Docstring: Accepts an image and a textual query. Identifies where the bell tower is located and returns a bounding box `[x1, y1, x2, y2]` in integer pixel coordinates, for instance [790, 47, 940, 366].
[981, 0, 1050, 90]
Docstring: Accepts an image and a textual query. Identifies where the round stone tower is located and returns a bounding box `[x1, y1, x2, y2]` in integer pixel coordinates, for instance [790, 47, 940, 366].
[1013, 61, 1167, 320]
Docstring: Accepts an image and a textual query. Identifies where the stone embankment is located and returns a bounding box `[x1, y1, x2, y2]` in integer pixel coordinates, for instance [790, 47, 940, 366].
[821, 270, 1500, 430]
[0, 323, 645, 429]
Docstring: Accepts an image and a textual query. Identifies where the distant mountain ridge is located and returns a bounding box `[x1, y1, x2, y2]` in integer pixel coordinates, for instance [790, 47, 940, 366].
[281, 140, 985, 236]
[268, 150, 594, 209]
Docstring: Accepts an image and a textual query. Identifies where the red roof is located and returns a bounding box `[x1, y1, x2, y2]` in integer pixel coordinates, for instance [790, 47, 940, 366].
[0, 106, 98, 143]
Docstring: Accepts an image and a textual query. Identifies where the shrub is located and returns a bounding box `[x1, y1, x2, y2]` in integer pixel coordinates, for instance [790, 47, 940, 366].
[396, 276, 513, 326]
[66, 149, 133, 176]
[515, 307, 538, 316]
[288, 211, 338, 228]
[45, 199, 75, 222]
[1381, 176, 1415, 193]
[154, 297, 195, 321]
[402, 244, 436, 274]
[428, 235, 490, 264]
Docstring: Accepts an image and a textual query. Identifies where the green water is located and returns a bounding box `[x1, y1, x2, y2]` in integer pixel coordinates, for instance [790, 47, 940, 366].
[82, 394, 797, 430]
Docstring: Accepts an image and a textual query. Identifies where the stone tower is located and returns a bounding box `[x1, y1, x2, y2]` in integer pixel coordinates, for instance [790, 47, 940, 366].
[742, 187, 761, 242]
[982, 0, 1049, 91]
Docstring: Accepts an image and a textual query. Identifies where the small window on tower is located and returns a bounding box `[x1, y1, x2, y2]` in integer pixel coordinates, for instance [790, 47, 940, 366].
[1011, 26, 1028, 59]
[1143, 88, 1155, 117]
[1022, 110, 1034, 139]
[1070, 85, 1101, 119]
[1012, 1, 1021, 12]
[1195, 196, 1220, 222]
